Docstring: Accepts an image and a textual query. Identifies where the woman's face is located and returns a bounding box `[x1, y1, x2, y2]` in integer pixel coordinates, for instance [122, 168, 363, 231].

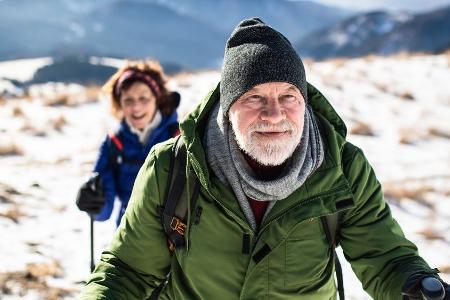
[119, 81, 157, 130]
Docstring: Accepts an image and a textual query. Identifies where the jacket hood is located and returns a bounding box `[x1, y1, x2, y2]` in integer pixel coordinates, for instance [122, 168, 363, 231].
[306, 83, 347, 138]
[179, 82, 348, 192]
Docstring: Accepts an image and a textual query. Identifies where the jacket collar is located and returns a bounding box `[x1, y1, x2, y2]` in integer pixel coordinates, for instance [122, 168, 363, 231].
[179, 82, 354, 227]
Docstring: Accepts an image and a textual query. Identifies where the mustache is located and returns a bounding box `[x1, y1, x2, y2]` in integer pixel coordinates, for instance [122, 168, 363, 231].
[248, 120, 296, 133]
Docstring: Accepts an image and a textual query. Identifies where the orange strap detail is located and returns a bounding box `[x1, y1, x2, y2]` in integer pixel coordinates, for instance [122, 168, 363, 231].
[173, 128, 181, 137]
[108, 133, 124, 151]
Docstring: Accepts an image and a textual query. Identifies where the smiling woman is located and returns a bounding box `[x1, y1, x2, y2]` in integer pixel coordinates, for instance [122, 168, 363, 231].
[75, 60, 180, 226]
[120, 82, 158, 130]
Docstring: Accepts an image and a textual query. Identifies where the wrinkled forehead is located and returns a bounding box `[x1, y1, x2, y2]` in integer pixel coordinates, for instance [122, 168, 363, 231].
[243, 82, 301, 96]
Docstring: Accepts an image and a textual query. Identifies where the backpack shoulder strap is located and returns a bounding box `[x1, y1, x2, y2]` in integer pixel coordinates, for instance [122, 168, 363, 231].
[321, 212, 345, 300]
[161, 136, 200, 251]
[108, 131, 144, 167]
[108, 132, 124, 151]
[322, 213, 340, 247]
[107, 132, 123, 174]
[168, 123, 180, 138]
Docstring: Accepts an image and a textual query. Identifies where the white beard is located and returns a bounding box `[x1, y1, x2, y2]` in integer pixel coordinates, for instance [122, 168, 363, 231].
[231, 119, 303, 166]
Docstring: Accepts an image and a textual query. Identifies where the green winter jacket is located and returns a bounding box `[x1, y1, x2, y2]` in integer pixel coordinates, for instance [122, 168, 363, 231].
[79, 83, 436, 300]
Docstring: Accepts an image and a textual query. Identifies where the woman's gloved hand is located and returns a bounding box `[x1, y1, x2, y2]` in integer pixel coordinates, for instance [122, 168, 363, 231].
[76, 172, 105, 215]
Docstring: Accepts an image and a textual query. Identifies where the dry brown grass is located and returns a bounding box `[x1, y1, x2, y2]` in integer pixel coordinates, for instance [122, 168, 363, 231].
[0, 182, 21, 195]
[428, 127, 450, 139]
[362, 54, 381, 62]
[42, 94, 71, 106]
[53, 205, 67, 213]
[54, 156, 71, 164]
[390, 51, 415, 60]
[444, 49, 450, 66]
[11, 105, 24, 117]
[328, 58, 347, 67]
[374, 82, 389, 93]
[302, 58, 315, 67]
[398, 128, 422, 145]
[416, 228, 445, 241]
[27, 261, 63, 278]
[386, 51, 430, 61]
[49, 115, 67, 132]
[398, 91, 415, 101]
[0, 143, 24, 156]
[349, 121, 375, 136]
[0, 206, 26, 223]
[0, 194, 13, 204]
[399, 135, 414, 145]
[438, 265, 450, 273]
[399, 125, 447, 143]
[40, 91, 89, 106]
[0, 188, 17, 204]
[383, 182, 435, 208]
[19, 122, 47, 137]
[0, 260, 74, 299]
[24, 92, 34, 102]
[84, 85, 101, 102]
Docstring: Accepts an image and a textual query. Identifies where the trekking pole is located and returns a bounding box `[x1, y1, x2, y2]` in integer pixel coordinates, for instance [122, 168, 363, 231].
[90, 214, 95, 273]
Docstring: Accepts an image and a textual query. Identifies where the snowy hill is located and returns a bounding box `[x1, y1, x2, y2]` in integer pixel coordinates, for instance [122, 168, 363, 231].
[297, 6, 450, 59]
[0, 0, 350, 68]
[0, 53, 449, 299]
[161, 0, 350, 42]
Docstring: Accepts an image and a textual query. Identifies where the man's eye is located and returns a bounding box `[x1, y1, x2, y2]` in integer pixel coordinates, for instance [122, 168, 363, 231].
[280, 95, 297, 102]
[246, 95, 263, 102]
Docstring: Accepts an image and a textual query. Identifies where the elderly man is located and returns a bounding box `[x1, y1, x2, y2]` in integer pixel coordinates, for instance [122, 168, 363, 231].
[79, 18, 448, 300]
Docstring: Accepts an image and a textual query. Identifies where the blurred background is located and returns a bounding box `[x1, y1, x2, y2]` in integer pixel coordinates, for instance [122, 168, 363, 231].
[0, 0, 449, 299]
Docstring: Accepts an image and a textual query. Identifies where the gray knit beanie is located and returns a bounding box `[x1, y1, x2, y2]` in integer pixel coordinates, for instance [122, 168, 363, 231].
[220, 17, 307, 115]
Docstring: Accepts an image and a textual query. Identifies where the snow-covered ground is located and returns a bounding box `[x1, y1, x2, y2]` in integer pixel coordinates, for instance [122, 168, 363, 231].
[0, 58, 53, 82]
[0, 54, 449, 299]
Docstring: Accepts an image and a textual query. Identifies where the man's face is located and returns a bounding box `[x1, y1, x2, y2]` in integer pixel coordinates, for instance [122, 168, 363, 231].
[229, 82, 305, 166]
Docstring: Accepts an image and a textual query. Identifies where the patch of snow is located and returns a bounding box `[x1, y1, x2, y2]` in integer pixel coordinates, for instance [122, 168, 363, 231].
[0, 58, 53, 82]
[330, 31, 349, 47]
[0, 79, 24, 97]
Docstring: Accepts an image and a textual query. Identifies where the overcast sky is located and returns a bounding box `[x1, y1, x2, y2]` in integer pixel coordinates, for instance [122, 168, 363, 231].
[305, 0, 450, 12]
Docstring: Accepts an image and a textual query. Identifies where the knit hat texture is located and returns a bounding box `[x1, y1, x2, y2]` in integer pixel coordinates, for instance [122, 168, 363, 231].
[220, 17, 307, 115]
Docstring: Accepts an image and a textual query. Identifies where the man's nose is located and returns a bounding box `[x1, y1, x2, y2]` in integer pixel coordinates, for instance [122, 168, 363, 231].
[260, 99, 285, 123]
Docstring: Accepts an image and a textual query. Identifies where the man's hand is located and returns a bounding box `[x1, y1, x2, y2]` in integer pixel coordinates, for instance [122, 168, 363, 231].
[76, 172, 105, 215]
[402, 273, 450, 300]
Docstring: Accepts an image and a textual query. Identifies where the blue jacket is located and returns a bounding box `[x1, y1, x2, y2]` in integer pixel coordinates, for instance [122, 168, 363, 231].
[93, 112, 178, 226]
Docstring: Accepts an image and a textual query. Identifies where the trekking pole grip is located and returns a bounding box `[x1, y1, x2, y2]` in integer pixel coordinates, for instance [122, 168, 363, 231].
[420, 277, 445, 300]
